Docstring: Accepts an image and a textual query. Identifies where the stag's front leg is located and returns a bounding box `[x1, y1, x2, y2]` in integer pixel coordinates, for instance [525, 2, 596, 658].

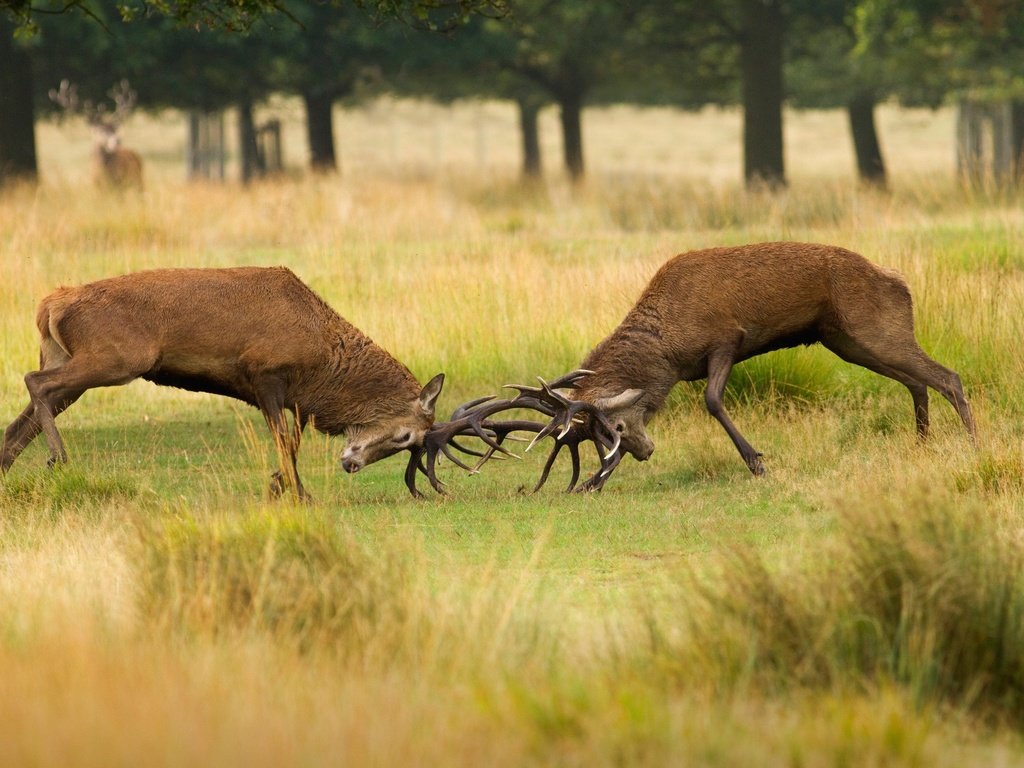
[258, 394, 309, 501]
[705, 346, 765, 476]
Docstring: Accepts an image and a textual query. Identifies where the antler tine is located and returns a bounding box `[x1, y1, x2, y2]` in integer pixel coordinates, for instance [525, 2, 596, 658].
[402, 370, 620, 498]
[544, 368, 595, 390]
[450, 395, 496, 420]
[404, 394, 556, 496]
[404, 447, 426, 498]
[109, 79, 137, 124]
[503, 368, 631, 494]
[531, 431, 585, 493]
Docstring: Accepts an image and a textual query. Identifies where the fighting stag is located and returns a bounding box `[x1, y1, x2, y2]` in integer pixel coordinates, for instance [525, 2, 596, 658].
[519, 242, 976, 492]
[49, 79, 144, 190]
[0, 267, 566, 500]
[406, 370, 622, 497]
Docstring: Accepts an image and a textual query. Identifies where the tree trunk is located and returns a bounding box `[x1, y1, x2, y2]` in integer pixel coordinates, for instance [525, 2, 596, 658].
[303, 92, 337, 174]
[0, 22, 38, 185]
[740, 0, 785, 188]
[559, 92, 584, 182]
[238, 100, 266, 184]
[517, 95, 543, 179]
[1012, 101, 1024, 183]
[847, 93, 887, 188]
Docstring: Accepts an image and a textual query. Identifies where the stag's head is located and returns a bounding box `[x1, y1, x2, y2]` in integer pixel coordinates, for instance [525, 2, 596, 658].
[340, 373, 445, 474]
[49, 79, 137, 155]
[339, 370, 651, 498]
[578, 387, 652, 461]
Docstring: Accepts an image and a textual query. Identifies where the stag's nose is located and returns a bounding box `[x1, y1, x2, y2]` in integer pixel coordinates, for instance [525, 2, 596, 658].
[633, 442, 655, 462]
[341, 455, 362, 474]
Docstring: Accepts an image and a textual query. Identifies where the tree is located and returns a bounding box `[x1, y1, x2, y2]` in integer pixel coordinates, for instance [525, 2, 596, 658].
[740, 0, 785, 186]
[0, 0, 507, 186]
[267, 2, 408, 173]
[0, 16, 36, 183]
[474, 1, 646, 182]
[786, 1, 892, 187]
[630, 0, 787, 188]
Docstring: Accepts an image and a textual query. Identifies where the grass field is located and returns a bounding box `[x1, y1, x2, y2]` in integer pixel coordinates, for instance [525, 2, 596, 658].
[2, 100, 1024, 765]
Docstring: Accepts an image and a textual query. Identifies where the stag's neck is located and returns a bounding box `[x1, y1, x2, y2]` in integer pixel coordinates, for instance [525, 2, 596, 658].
[580, 314, 676, 412]
[303, 328, 421, 435]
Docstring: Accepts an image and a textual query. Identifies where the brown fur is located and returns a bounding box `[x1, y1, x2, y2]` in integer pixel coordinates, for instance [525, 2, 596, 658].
[1, 267, 443, 498]
[94, 145, 143, 190]
[575, 242, 975, 478]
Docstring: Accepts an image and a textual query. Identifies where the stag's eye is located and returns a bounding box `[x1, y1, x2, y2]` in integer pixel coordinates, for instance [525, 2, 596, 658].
[396, 431, 412, 444]
[615, 423, 625, 433]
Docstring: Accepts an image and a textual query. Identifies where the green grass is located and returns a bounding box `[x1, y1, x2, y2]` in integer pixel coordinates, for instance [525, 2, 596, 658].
[2, 103, 1024, 765]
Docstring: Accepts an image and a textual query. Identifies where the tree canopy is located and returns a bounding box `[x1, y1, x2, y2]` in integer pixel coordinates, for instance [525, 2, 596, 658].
[4, 0, 1024, 187]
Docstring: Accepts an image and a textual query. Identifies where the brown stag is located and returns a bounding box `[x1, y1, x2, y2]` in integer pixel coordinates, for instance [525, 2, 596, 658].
[0, 267, 571, 499]
[49, 79, 144, 190]
[521, 242, 976, 492]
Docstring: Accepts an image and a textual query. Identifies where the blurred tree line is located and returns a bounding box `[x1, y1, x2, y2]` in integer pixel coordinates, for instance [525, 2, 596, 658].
[2, 0, 1024, 188]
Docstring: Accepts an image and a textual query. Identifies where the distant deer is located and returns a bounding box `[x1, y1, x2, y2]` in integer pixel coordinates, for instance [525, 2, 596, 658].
[49, 79, 144, 190]
[522, 242, 976, 492]
[0, 267, 566, 499]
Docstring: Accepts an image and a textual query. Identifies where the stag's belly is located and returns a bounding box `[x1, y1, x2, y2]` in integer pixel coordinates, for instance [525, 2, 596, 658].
[736, 325, 822, 361]
[142, 357, 257, 406]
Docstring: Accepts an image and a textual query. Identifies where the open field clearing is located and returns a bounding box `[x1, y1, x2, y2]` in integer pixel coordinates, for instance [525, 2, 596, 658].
[3, 102, 1024, 765]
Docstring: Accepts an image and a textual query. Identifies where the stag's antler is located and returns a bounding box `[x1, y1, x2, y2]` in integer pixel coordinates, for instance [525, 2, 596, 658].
[503, 370, 624, 493]
[404, 369, 623, 497]
[108, 80, 137, 126]
[49, 78, 137, 127]
[404, 394, 547, 497]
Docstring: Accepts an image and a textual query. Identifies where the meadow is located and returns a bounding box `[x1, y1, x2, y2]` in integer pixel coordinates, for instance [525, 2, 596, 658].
[2, 100, 1024, 765]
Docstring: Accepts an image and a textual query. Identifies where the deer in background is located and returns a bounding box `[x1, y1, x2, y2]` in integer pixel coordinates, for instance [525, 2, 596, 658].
[49, 79, 144, 190]
[522, 242, 976, 492]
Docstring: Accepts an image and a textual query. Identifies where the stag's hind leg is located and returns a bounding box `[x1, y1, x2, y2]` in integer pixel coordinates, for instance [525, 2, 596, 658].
[822, 332, 974, 440]
[24, 350, 147, 468]
[889, 348, 975, 439]
[2, 403, 41, 473]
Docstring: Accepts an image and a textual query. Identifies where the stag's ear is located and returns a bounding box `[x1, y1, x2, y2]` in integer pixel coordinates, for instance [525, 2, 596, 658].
[418, 373, 445, 416]
[594, 389, 644, 412]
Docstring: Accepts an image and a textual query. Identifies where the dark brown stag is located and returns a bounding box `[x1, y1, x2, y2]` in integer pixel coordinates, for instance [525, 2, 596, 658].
[0, 267, 572, 499]
[525, 242, 976, 492]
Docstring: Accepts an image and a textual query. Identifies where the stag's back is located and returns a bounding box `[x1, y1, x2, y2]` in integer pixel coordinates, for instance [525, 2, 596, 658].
[617, 242, 912, 364]
[38, 267, 420, 416]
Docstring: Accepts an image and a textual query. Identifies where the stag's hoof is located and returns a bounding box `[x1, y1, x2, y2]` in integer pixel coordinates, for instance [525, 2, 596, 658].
[269, 470, 286, 497]
[574, 475, 605, 493]
[269, 471, 313, 502]
[748, 453, 767, 477]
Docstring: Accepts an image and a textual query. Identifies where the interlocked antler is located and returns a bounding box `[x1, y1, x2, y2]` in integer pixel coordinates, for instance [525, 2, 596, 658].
[404, 394, 548, 498]
[503, 370, 623, 493]
[404, 369, 623, 498]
